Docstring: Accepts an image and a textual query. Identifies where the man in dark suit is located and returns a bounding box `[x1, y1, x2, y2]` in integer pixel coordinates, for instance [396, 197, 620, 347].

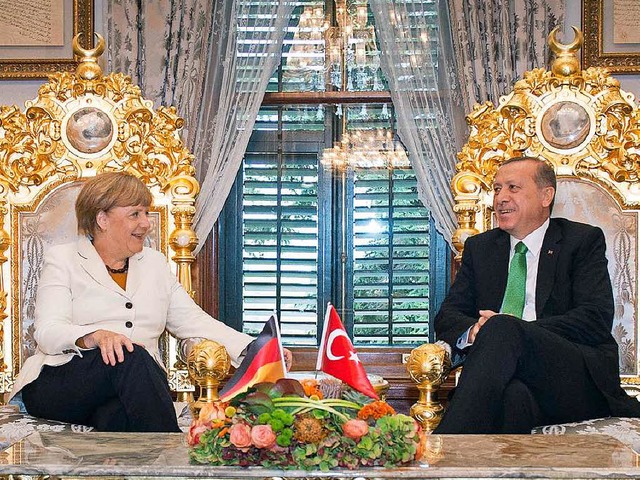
[434, 156, 640, 434]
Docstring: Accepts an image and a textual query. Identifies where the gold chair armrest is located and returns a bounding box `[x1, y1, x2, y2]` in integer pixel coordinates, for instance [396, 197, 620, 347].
[186, 340, 231, 418]
[407, 342, 452, 433]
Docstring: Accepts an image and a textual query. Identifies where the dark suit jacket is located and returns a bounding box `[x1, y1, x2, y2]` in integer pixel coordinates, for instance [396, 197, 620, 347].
[435, 217, 640, 416]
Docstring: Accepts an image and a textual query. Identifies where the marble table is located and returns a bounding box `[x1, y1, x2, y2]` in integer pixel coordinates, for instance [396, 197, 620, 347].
[0, 430, 638, 479]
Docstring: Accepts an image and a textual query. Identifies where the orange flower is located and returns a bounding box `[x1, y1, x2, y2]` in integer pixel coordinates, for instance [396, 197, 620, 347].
[199, 401, 228, 423]
[300, 379, 324, 399]
[293, 414, 327, 443]
[357, 400, 396, 421]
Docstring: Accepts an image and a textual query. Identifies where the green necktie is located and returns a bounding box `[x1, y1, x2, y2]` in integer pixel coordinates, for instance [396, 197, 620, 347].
[501, 241, 528, 318]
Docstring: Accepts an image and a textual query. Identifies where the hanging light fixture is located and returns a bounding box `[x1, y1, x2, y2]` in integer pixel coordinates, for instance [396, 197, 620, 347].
[321, 129, 408, 171]
[321, 0, 406, 172]
[283, 5, 328, 91]
[324, 0, 378, 89]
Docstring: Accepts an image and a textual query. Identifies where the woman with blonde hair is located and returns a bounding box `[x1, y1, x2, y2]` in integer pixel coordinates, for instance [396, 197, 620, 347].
[10, 172, 258, 432]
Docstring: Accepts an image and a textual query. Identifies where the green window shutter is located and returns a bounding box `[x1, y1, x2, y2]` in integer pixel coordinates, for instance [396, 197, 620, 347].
[352, 163, 430, 345]
[242, 144, 321, 345]
[218, 0, 450, 347]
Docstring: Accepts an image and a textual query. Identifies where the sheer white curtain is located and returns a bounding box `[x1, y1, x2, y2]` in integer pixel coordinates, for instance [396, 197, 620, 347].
[370, 0, 463, 245]
[191, 1, 295, 251]
[105, 0, 295, 252]
[105, 0, 214, 140]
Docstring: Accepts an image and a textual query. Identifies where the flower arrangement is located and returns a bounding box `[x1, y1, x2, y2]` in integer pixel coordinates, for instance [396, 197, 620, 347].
[188, 378, 424, 471]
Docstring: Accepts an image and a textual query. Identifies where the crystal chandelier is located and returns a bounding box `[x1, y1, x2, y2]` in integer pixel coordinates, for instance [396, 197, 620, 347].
[326, 0, 381, 90]
[321, 129, 408, 171]
[319, 0, 406, 171]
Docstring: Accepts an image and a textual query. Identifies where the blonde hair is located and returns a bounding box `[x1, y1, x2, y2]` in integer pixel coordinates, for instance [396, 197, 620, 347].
[76, 172, 152, 236]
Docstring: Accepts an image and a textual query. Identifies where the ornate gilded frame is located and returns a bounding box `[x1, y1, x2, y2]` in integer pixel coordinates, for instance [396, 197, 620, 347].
[0, 0, 93, 79]
[582, 0, 640, 73]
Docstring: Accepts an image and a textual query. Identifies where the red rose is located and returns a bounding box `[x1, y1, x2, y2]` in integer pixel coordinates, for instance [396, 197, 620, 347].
[342, 419, 369, 440]
[229, 423, 252, 449]
[251, 424, 276, 449]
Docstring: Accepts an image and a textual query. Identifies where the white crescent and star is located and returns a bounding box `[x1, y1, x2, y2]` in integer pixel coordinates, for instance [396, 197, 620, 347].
[326, 330, 360, 363]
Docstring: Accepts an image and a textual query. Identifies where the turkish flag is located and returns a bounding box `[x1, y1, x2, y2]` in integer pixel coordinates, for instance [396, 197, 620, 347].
[316, 304, 379, 399]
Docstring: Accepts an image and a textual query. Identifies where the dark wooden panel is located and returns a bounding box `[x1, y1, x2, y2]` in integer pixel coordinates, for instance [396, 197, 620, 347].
[288, 347, 420, 414]
[193, 230, 217, 316]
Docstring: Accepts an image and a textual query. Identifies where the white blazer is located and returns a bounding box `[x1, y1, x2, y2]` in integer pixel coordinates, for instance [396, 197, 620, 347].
[10, 236, 253, 399]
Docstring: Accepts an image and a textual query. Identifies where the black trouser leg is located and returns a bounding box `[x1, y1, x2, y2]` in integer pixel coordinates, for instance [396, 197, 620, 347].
[22, 346, 180, 432]
[434, 315, 609, 434]
[90, 397, 130, 432]
[497, 379, 544, 433]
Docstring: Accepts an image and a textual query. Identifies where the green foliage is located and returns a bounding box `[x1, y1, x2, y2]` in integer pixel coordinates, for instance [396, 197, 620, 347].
[189, 427, 229, 465]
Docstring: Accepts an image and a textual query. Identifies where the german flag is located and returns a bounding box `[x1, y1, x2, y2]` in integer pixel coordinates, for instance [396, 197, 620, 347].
[219, 314, 285, 401]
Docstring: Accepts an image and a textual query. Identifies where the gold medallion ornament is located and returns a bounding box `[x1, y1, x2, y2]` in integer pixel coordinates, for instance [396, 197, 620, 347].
[65, 107, 114, 154]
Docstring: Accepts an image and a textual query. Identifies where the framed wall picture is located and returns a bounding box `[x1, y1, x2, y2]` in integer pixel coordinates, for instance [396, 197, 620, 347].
[0, 0, 93, 79]
[583, 0, 640, 73]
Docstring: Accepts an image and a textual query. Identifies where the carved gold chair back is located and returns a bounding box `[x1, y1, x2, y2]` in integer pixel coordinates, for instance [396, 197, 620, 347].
[0, 34, 199, 399]
[450, 27, 640, 393]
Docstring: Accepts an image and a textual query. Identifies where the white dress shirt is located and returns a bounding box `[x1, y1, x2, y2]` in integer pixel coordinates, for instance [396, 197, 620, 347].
[456, 218, 550, 349]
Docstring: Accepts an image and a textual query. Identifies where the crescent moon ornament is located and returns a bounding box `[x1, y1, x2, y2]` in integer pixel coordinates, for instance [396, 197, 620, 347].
[72, 33, 106, 81]
[326, 329, 351, 361]
[548, 26, 582, 55]
[72, 32, 106, 59]
[548, 26, 583, 77]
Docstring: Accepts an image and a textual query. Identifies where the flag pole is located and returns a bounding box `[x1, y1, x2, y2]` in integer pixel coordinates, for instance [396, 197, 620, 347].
[273, 311, 287, 378]
[316, 302, 332, 372]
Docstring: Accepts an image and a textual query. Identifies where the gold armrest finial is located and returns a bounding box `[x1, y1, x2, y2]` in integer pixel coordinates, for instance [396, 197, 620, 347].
[407, 343, 451, 432]
[187, 340, 231, 417]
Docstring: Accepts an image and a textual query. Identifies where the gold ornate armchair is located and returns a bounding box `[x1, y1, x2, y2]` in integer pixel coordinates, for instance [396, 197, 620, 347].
[0, 35, 199, 401]
[409, 27, 640, 430]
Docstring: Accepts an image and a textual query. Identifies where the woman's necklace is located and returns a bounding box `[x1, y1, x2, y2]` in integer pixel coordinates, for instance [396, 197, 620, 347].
[106, 257, 129, 274]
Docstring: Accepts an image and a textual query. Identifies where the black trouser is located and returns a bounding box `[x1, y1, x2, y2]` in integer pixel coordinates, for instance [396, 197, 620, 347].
[22, 346, 180, 432]
[434, 315, 610, 434]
